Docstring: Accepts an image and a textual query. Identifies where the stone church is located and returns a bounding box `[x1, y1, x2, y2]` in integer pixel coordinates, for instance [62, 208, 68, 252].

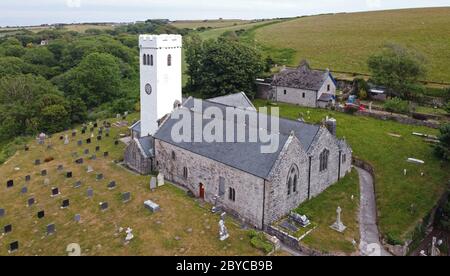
[124, 34, 352, 229]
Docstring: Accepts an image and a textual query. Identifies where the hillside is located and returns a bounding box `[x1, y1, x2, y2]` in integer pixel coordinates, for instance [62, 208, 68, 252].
[251, 8, 450, 83]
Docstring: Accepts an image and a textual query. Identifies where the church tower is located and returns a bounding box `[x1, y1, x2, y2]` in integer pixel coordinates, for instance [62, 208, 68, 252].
[139, 34, 182, 137]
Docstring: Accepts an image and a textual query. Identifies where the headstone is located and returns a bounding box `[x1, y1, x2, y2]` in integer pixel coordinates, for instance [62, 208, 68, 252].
[0, 208, 5, 217]
[84, 149, 90, 155]
[41, 169, 47, 176]
[144, 200, 160, 213]
[27, 197, 35, 207]
[21, 186, 28, 194]
[90, 127, 94, 133]
[44, 178, 50, 186]
[87, 166, 94, 173]
[149, 177, 157, 190]
[74, 214, 81, 223]
[73, 181, 82, 189]
[51, 187, 60, 197]
[25, 175, 31, 182]
[290, 212, 311, 228]
[75, 158, 84, 165]
[107, 181, 117, 190]
[93, 122, 98, 128]
[96, 174, 103, 180]
[95, 146, 100, 152]
[86, 138, 91, 144]
[125, 227, 134, 242]
[103, 152, 109, 157]
[64, 135, 69, 145]
[219, 217, 229, 241]
[157, 173, 165, 187]
[6, 180, 14, 188]
[330, 206, 347, 233]
[61, 199, 70, 209]
[87, 187, 94, 198]
[280, 220, 299, 232]
[35, 159, 41, 165]
[72, 131, 77, 137]
[57, 165, 64, 171]
[37, 210, 45, 219]
[122, 192, 131, 203]
[71, 152, 78, 158]
[99, 202, 108, 211]
[24, 145, 30, 151]
[114, 140, 119, 146]
[66, 172, 73, 178]
[77, 140, 82, 146]
[90, 154, 97, 160]
[97, 135, 102, 141]
[9, 241, 19, 253]
[81, 129, 86, 135]
[46, 223, 56, 235]
[4, 224, 12, 234]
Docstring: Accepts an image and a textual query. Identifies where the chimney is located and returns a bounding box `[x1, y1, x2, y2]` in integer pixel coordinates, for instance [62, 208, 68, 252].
[325, 117, 337, 136]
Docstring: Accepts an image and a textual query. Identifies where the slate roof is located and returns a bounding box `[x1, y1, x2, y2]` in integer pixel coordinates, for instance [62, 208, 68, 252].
[130, 121, 141, 134]
[137, 136, 154, 157]
[153, 98, 320, 179]
[208, 92, 256, 110]
[272, 61, 331, 91]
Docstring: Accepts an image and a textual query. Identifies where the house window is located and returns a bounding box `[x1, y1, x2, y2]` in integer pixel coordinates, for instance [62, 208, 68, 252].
[167, 54, 172, 66]
[229, 187, 236, 202]
[319, 149, 330, 172]
[287, 164, 299, 196]
[183, 167, 188, 179]
[327, 84, 331, 92]
[302, 92, 306, 98]
[143, 54, 147, 65]
[171, 151, 176, 160]
[284, 89, 287, 95]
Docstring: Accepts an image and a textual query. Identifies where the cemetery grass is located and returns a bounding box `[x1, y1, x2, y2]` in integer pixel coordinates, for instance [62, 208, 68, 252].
[295, 170, 360, 255]
[254, 100, 450, 244]
[0, 116, 263, 256]
[251, 7, 450, 83]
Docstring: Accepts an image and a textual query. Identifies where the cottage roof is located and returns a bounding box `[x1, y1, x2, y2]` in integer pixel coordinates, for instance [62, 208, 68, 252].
[272, 61, 333, 91]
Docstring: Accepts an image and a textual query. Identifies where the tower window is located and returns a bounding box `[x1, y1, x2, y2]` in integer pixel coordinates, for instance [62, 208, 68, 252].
[150, 55, 153, 66]
[228, 187, 236, 202]
[168, 54, 172, 66]
[143, 54, 147, 65]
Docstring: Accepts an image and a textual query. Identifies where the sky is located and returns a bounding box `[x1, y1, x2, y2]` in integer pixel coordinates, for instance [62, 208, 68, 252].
[0, 0, 449, 27]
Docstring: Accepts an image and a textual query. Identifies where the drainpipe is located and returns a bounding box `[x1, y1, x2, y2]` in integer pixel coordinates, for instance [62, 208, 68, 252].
[338, 150, 342, 181]
[307, 156, 312, 200]
[262, 179, 266, 230]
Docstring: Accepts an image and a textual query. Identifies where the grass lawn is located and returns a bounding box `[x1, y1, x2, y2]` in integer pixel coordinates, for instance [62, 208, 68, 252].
[171, 20, 250, 30]
[254, 99, 450, 244]
[0, 116, 264, 256]
[295, 170, 360, 255]
[251, 7, 450, 83]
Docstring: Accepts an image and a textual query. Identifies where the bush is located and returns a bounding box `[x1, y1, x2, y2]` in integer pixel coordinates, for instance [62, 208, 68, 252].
[386, 232, 404, 246]
[248, 230, 273, 254]
[344, 104, 359, 114]
[445, 102, 450, 114]
[384, 98, 410, 114]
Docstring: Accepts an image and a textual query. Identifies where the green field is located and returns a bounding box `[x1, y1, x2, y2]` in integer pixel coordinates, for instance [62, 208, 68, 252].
[171, 19, 250, 29]
[0, 115, 265, 256]
[251, 8, 450, 83]
[254, 100, 450, 244]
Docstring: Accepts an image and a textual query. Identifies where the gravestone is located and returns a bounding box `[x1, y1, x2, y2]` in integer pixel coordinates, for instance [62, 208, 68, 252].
[95, 146, 100, 152]
[4, 224, 12, 234]
[35, 159, 41, 165]
[73, 181, 82, 189]
[99, 202, 109, 211]
[66, 172, 73, 178]
[90, 154, 96, 160]
[44, 178, 50, 186]
[81, 129, 86, 135]
[90, 127, 94, 133]
[114, 140, 119, 146]
[51, 187, 60, 197]
[6, 180, 14, 188]
[71, 152, 78, 158]
[74, 214, 81, 223]
[87, 187, 94, 198]
[103, 152, 109, 157]
[64, 135, 69, 145]
[57, 165, 64, 171]
[0, 208, 5, 217]
[107, 181, 117, 190]
[93, 122, 98, 128]
[21, 186, 28, 194]
[41, 170, 47, 176]
[61, 199, 70, 209]
[97, 135, 102, 141]
[87, 166, 94, 173]
[86, 138, 91, 144]
[72, 131, 77, 137]
[27, 197, 35, 207]
[46, 224, 56, 235]
[9, 241, 19, 253]
[149, 177, 157, 190]
[280, 220, 299, 232]
[96, 174, 104, 180]
[122, 192, 131, 203]
[84, 149, 89, 155]
[144, 200, 160, 213]
[24, 145, 29, 151]
[77, 140, 82, 146]
[330, 206, 347, 233]
[25, 175, 31, 182]
[75, 158, 84, 165]
[37, 210, 45, 219]
[157, 173, 165, 187]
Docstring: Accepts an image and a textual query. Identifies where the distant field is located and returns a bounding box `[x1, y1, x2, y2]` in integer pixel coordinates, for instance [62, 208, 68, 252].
[0, 24, 114, 34]
[198, 20, 280, 40]
[252, 8, 450, 83]
[171, 19, 250, 29]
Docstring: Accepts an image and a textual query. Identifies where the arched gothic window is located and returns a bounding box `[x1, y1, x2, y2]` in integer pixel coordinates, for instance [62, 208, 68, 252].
[319, 149, 330, 172]
[167, 54, 172, 66]
[150, 55, 154, 66]
[287, 164, 299, 196]
[183, 167, 188, 179]
[143, 54, 147, 65]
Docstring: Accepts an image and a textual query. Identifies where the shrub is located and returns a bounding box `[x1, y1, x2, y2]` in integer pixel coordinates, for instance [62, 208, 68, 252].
[445, 102, 450, 114]
[383, 98, 410, 114]
[344, 104, 359, 114]
[248, 230, 273, 254]
[386, 232, 404, 246]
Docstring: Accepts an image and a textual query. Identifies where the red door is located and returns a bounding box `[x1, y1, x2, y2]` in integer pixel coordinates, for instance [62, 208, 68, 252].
[199, 183, 205, 199]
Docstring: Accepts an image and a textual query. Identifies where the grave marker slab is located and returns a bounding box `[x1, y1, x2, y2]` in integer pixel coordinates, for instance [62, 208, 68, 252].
[46, 224, 56, 235]
[9, 241, 19, 253]
[84, 149, 90, 155]
[73, 181, 82, 189]
[66, 172, 73, 178]
[122, 192, 131, 203]
[96, 174, 104, 180]
[57, 165, 64, 171]
[0, 208, 5, 217]
[107, 181, 117, 190]
[51, 187, 60, 197]
[103, 152, 109, 157]
[41, 170, 47, 176]
[77, 140, 82, 146]
[87, 187, 94, 198]
[86, 138, 91, 144]
[61, 199, 70, 209]
[35, 159, 41, 165]
[24, 145, 29, 151]
[25, 175, 31, 182]
[72, 131, 77, 137]
[149, 177, 157, 190]
[74, 214, 81, 223]
[3, 224, 12, 234]
[75, 158, 84, 165]
[93, 122, 98, 128]
[95, 146, 100, 152]
[99, 202, 108, 211]
[44, 178, 50, 186]
[97, 135, 102, 141]
[157, 173, 165, 187]
[21, 186, 28, 194]
[90, 154, 97, 160]
[81, 129, 86, 135]
[37, 210, 45, 219]
[27, 198, 35, 207]
[6, 180, 14, 188]
[87, 166, 94, 173]
[144, 200, 160, 213]
[114, 140, 119, 145]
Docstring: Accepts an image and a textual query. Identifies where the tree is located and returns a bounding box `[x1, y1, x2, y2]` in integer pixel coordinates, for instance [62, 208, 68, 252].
[1, 38, 26, 58]
[0, 74, 70, 140]
[23, 47, 56, 67]
[0, 57, 28, 78]
[184, 34, 204, 91]
[186, 37, 264, 98]
[55, 52, 123, 108]
[368, 43, 426, 100]
[434, 124, 450, 161]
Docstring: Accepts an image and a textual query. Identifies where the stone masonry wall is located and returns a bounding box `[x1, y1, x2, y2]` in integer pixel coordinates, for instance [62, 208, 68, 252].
[124, 140, 152, 175]
[275, 86, 318, 107]
[155, 139, 266, 229]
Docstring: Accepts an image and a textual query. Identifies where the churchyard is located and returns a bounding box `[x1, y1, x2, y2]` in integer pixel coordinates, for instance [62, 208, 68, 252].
[0, 114, 264, 256]
[254, 99, 450, 247]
